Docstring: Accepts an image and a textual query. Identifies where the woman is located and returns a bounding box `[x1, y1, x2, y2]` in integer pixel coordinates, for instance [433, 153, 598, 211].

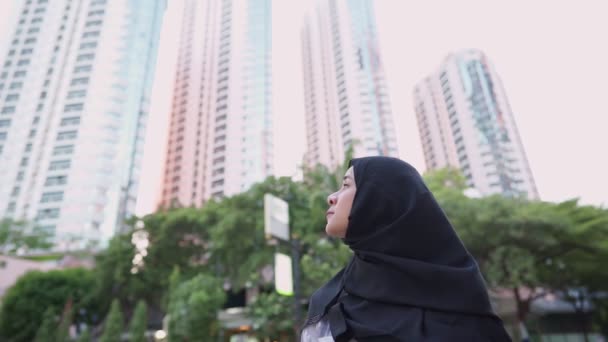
[301, 157, 512, 341]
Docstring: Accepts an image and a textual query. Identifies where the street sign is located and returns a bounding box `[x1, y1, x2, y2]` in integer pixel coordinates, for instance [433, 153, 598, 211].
[274, 252, 294, 296]
[264, 194, 290, 241]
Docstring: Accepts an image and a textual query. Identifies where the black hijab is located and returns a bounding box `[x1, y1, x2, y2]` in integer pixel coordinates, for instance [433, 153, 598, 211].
[304, 157, 511, 341]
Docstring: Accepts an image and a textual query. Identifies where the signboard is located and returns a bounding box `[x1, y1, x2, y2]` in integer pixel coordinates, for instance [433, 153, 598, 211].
[274, 253, 293, 296]
[264, 194, 290, 241]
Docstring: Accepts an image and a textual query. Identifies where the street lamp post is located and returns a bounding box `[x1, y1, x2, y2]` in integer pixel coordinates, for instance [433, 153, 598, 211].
[264, 193, 303, 340]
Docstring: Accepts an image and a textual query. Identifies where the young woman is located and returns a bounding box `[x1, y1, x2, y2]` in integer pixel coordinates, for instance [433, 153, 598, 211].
[301, 156, 511, 341]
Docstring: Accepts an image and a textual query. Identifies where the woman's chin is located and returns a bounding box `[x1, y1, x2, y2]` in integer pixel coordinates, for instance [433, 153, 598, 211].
[325, 224, 334, 236]
[325, 225, 343, 238]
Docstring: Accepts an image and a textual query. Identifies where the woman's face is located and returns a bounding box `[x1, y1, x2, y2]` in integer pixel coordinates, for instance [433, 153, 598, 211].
[325, 167, 356, 238]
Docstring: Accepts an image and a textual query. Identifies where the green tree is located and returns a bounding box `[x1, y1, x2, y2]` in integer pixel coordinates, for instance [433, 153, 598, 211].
[424, 168, 608, 339]
[76, 329, 91, 342]
[93, 209, 217, 313]
[167, 274, 225, 341]
[0, 268, 95, 342]
[128, 300, 147, 342]
[0, 218, 52, 254]
[92, 232, 139, 313]
[300, 238, 351, 296]
[55, 302, 73, 342]
[33, 307, 57, 342]
[249, 292, 295, 341]
[100, 299, 124, 342]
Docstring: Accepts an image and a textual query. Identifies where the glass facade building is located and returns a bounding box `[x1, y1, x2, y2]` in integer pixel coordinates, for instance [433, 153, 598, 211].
[0, 0, 167, 249]
[159, 0, 273, 207]
[414, 50, 538, 198]
[301, 0, 398, 169]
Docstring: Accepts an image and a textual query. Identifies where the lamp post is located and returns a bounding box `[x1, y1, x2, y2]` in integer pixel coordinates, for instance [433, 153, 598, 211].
[264, 193, 303, 339]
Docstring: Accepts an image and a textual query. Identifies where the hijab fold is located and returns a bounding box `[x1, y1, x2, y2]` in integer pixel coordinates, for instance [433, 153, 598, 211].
[304, 157, 511, 341]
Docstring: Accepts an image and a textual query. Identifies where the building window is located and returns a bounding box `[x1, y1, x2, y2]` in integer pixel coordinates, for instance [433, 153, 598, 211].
[37, 208, 60, 220]
[31, 17, 43, 24]
[82, 31, 100, 38]
[64, 103, 83, 112]
[74, 65, 92, 73]
[56, 130, 77, 141]
[10, 82, 23, 89]
[85, 20, 102, 27]
[49, 160, 70, 171]
[70, 77, 89, 86]
[0, 119, 11, 127]
[60, 117, 80, 126]
[5, 94, 19, 102]
[17, 59, 30, 66]
[0, 132, 6, 141]
[24, 37, 36, 45]
[13, 70, 26, 78]
[52, 145, 74, 156]
[41, 191, 63, 203]
[27, 27, 40, 34]
[68, 89, 87, 99]
[76, 53, 94, 62]
[88, 9, 105, 16]
[45, 175, 67, 186]
[1, 106, 16, 114]
[79, 42, 97, 50]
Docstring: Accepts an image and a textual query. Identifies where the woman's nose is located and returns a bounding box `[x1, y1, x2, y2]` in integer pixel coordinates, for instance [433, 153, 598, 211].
[327, 192, 337, 206]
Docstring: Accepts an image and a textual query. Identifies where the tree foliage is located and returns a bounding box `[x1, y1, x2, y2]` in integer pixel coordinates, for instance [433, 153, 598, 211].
[33, 308, 57, 342]
[55, 303, 73, 342]
[0, 218, 52, 254]
[128, 300, 147, 342]
[424, 168, 608, 337]
[167, 274, 225, 341]
[0, 268, 95, 342]
[100, 299, 123, 342]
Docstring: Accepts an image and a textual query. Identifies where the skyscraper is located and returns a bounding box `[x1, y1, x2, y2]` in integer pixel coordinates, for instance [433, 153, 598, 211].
[159, 0, 272, 208]
[414, 49, 538, 198]
[0, 0, 167, 249]
[301, 0, 398, 170]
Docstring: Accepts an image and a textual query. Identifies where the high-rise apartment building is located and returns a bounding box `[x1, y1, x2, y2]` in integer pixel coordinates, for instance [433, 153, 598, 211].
[159, 0, 272, 208]
[414, 49, 538, 198]
[301, 0, 398, 169]
[0, 0, 166, 248]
